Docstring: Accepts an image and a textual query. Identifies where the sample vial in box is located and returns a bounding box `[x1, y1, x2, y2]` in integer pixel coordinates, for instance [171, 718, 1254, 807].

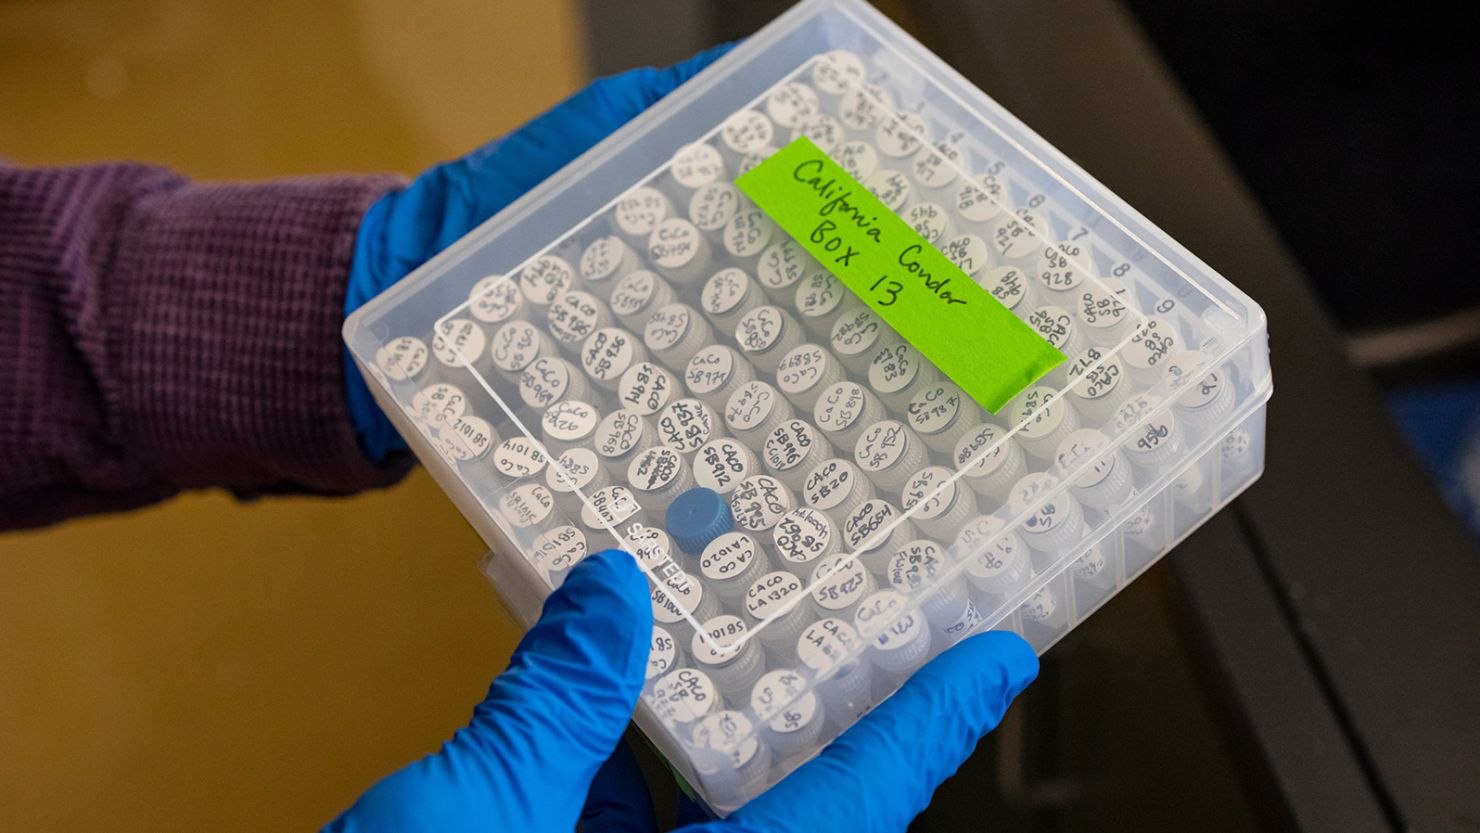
[344, 0, 1271, 816]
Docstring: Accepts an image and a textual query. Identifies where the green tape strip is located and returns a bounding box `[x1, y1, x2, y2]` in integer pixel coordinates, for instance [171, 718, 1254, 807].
[736, 136, 1064, 413]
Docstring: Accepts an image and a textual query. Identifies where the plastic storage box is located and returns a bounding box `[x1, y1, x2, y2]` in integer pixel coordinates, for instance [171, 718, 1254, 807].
[344, 0, 1271, 815]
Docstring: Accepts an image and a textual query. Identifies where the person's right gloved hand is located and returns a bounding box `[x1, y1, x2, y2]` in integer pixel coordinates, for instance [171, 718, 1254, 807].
[325, 549, 1037, 832]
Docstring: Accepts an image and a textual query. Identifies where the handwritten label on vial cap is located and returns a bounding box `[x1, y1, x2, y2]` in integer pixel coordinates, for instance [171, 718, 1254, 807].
[548, 447, 602, 494]
[905, 202, 950, 244]
[692, 711, 761, 768]
[651, 572, 703, 624]
[580, 236, 628, 284]
[791, 112, 844, 153]
[863, 168, 911, 212]
[694, 437, 754, 494]
[493, 437, 547, 478]
[876, 112, 927, 158]
[867, 341, 924, 396]
[978, 266, 1029, 312]
[814, 381, 871, 434]
[490, 320, 545, 373]
[803, 458, 861, 512]
[648, 217, 704, 272]
[912, 140, 962, 189]
[751, 669, 819, 732]
[1163, 351, 1222, 409]
[702, 267, 754, 318]
[376, 336, 429, 381]
[581, 485, 642, 529]
[1021, 587, 1058, 621]
[628, 446, 684, 493]
[940, 233, 990, 277]
[1067, 347, 1124, 401]
[731, 475, 793, 532]
[701, 532, 758, 582]
[901, 467, 957, 520]
[854, 589, 911, 640]
[547, 291, 607, 346]
[644, 304, 697, 353]
[812, 49, 866, 95]
[907, 382, 965, 437]
[657, 398, 715, 452]
[766, 81, 820, 127]
[671, 142, 726, 189]
[833, 140, 879, 181]
[469, 276, 523, 324]
[594, 409, 646, 460]
[776, 347, 829, 397]
[764, 419, 821, 474]
[1221, 427, 1252, 461]
[757, 238, 815, 293]
[581, 327, 642, 383]
[888, 539, 948, 591]
[1026, 305, 1077, 353]
[518, 255, 574, 307]
[1079, 283, 1131, 332]
[1011, 386, 1067, 440]
[725, 381, 780, 433]
[609, 270, 661, 319]
[1008, 473, 1070, 534]
[543, 400, 600, 443]
[773, 507, 833, 564]
[721, 110, 775, 154]
[854, 419, 912, 473]
[722, 208, 777, 259]
[626, 524, 674, 571]
[736, 306, 788, 354]
[618, 361, 675, 416]
[745, 570, 805, 620]
[1072, 546, 1108, 581]
[533, 525, 587, 576]
[1125, 316, 1179, 373]
[811, 553, 871, 611]
[844, 498, 902, 552]
[614, 186, 670, 237]
[839, 82, 893, 131]
[954, 423, 1010, 477]
[692, 614, 749, 664]
[1054, 429, 1116, 489]
[956, 516, 1021, 579]
[689, 182, 742, 232]
[647, 626, 677, 680]
[955, 174, 1005, 223]
[520, 356, 575, 409]
[500, 483, 555, 528]
[798, 618, 861, 672]
[992, 207, 1048, 261]
[686, 346, 738, 397]
[412, 383, 466, 425]
[737, 137, 1063, 413]
[796, 270, 846, 320]
[1037, 241, 1088, 293]
[648, 667, 717, 724]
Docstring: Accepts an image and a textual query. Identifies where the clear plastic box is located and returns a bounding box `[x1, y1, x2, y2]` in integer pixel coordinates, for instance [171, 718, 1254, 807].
[344, 0, 1271, 815]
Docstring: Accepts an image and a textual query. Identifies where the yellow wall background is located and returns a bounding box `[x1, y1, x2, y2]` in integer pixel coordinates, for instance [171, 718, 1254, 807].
[0, 1, 590, 829]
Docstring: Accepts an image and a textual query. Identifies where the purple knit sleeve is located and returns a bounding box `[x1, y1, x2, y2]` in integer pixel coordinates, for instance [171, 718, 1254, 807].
[0, 163, 413, 530]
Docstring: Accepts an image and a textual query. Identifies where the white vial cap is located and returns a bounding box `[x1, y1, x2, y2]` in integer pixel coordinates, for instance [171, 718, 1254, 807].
[1113, 394, 1182, 468]
[838, 82, 893, 131]
[791, 112, 845, 153]
[1075, 278, 1133, 342]
[532, 525, 588, 581]
[647, 666, 718, 725]
[730, 474, 796, 534]
[830, 306, 892, 374]
[833, 140, 880, 182]
[618, 361, 678, 416]
[580, 484, 644, 531]
[520, 355, 589, 410]
[756, 238, 817, 300]
[905, 381, 980, 454]
[657, 397, 719, 454]
[905, 201, 952, 245]
[772, 506, 837, 566]
[957, 515, 1031, 597]
[693, 437, 757, 496]
[691, 710, 766, 773]
[745, 570, 808, 625]
[614, 186, 671, 239]
[953, 422, 1027, 500]
[911, 139, 962, 190]
[1066, 346, 1129, 424]
[542, 399, 601, 450]
[434, 414, 498, 464]
[722, 208, 777, 260]
[794, 271, 849, 335]
[626, 524, 675, 572]
[978, 266, 1034, 312]
[1007, 472, 1084, 553]
[763, 418, 833, 490]
[670, 142, 726, 189]
[1122, 316, 1180, 383]
[940, 233, 991, 277]
[725, 380, 794, 438]
[685, 345, 755, 410]
[863, 168, 911, 212]
[651, 571, 713, 625]
[468, 275, 525, 326]
[492, 437, 548, 480]
[1036, 241, 1089, 297]
[690, 614, 751, 666]
[411, 382, 467, 426]
[700, 531, 764, 588]
[498, 482, 556, 529]
[609, 270, 677, 331]
[854, 418, 928, 493]
[811, 552, 874, 614]
[720, 110, 775, 155]
[776, 344, 845, 413]
[490, 319, 555, 376]
[594, 408, 654, 468]
[375, 336, 429, 382]
[875, 112, 927, 158]
[954, 174, 1005, 225]
[627, 446, 692, 501]
[1054, 428, 1132, 510]
[644, 303, 713, 372]
[736, 305, 804, 370]
[901, 466, 977, 540]
[517, 254, 575, 310]
[689, 182, 743, 234]
[991, 207, 1049, 263]
[766, 81, 820, 127]
[867, 341, 939, 412]
[546, 447, 609, 504]
[855, 590, 930, 675]
[578, 236, 637, 298]
[580, 327, 648, 391]
[648, 217, 710, 286]
[547, 290, 611, 349]
[1010, 385, 1080, 460]
[700, 267, 762, 335]
[647, 625, 678, 681]
[1025, 305, 1083, 356]
[813, 380, 886, 450]
[802, 456, 875, 524]
[842, 498, 914, 569]
[812, 49, 866, 95]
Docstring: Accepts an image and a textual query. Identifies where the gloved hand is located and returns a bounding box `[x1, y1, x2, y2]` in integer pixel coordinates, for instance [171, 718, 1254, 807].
[343, 45, 734, 462]
[324, 549, 1037, 833]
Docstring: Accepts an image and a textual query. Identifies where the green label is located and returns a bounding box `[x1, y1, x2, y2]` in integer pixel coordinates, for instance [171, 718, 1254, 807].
[736, 136, 1064, 413]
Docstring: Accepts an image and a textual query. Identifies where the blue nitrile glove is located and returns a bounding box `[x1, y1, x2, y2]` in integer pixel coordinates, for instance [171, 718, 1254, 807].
[343, 44, 735, 462]
[324, 549, 1037, 832]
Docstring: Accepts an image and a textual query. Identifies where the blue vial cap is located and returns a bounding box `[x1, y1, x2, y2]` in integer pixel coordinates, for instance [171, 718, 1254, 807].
[667, 487, 733, 555]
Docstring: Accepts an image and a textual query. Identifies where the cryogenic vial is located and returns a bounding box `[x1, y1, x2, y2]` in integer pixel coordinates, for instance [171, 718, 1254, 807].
[762, 419, 834, 490]
[791, 112, 845, 154]
[735, 146, 778, 178]
[580, 484, 645, 536]
[1035, 241, 1089, 301]
[579, 236, 639, 300]
[838, 82, 893, 132]
[833, 139, 880, 181]
[691, 711, 771, 799]
[978, 265, 1035, 313]
[775, 343, 846, 412]
[856, 590, 931, 678]
[1054, 429, 1133, 511]
[854, 418, 929, 494]
[729, 474, 796, 535]
[580, 327, 648, 392]
[797, 618, 872, 728]
[812, 49, 866, 95]
[689, 182, 743, 239]
[911, 139, 963, 191]
[666, 487, 735, 557]
[546, 447, 611, 515]
[958, 515, 1032, 599]
[1120, 505, 1161, 556]
[609, 270, 678, 332]
[1019, 584, 1067, 632]
[617, 361, 679, 417]
[693, 437, 759, 496]
[685, 345, 756, 411]
[432, 318, 486, 369]
[886, 539, 972, 629]
[954, 174, 1005, 226]
[541, 399, 602, 457]
[750, 669, 824, 761]
[1065, 346, 1129, 424]
[905, 201, 952, 245]
[517, 254, 576, 314]
[1221, 425, 1253, 466]
[744, 571, 811, 656]
[766, 81, 820, 127]
[468, 275, 526, 326]
[953, 422, 1028, 502]
[802, 457, 876, 527]
[719, 109, 775, 156]
[725, 380, 795, 443]
[1025, 304, 1085, 357]
[810, 552, 875, 619]
[670, 142, 727, 190]
[756, 238, 816, 301]
[1076, 278, 1134, 345]
[1009, 386, 1081, 461]
[701, 267, 765, 337]
[628, 446, 696, 505]
[434, 414, 497, 464]
[722, 207, 777, 264]
[492, 436, 548, 481]
[813, 380, 887, 451]
[498, 482, 556, 529]
[648, 217, 712, 287]
[490, 320, 558, 382]
[867, 342, 942, 413]
[900, 466, 978, 540]
[546, 290, 613, 351]
[519, 355, 592, 410]
[647, 625, 679, 682]
[1114, 394, 1184, 472]
[594, 408, 657, 475]
[842, 498, 917, 576]
[646, 666, 719, 727]
[772, 506, 839, 567]
[657, 397, 721, 454]
[411, 382, 466, 427]
[876, 112, 927, 158]
[531, 524, 587, 583]
[905, 380, 983, 454]
[1122, 316, 1179, 385]
[627, 524, 677, 573]
[863, 168, 912, 212]
[700, 531, 770, 608]
[613, 186, 672, 241]
[830, 306, 892, 375]
[990, 206, 1051, 264]
[651, 570, 720, 627]
[690, 615, 766, 699]
[794, 271, 850, 338]
[736, 305, 805, 373]
[1072, 544, 1115, 590]
[1165, 352, 1235, 435]
[939, 233, 991, 278]
[644, 303, 714, 372]
[1009, 473, 1085, 554]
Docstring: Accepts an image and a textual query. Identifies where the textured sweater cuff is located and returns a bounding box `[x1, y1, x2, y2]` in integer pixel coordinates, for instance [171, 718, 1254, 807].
[107, 173, 413, 496]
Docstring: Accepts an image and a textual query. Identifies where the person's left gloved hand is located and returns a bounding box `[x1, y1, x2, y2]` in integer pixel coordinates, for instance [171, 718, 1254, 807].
[343, 45, 733, 462]
[323, 549, 1037, 833]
